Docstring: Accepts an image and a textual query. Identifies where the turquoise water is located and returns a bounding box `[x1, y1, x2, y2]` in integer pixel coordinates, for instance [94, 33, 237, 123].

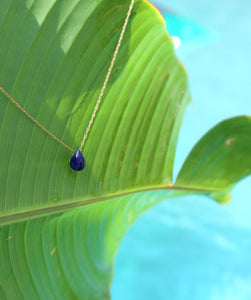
[112, 0, 251, 299]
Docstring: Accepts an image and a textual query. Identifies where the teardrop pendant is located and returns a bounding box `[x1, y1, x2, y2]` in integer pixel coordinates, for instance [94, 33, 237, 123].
[70, 149, 86, 171]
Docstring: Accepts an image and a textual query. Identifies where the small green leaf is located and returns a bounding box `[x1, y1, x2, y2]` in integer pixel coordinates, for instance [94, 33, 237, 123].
[0, 190, 177, 300]
[176, 116, 251, 194]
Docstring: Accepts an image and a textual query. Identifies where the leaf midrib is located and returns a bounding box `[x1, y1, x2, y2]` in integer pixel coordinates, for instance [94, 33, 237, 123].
[0, 184, 224, 225]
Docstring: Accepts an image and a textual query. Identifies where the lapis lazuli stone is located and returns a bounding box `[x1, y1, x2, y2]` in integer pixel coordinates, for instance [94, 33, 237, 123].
[70, 149, 86, 171]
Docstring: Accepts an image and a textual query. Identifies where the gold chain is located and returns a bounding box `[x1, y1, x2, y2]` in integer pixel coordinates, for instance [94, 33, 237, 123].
[0, 0, 134, 153]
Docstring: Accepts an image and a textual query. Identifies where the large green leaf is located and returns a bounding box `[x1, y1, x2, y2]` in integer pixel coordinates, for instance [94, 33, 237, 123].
[0, 0, 189, 223]
[0, 0, 250, 299]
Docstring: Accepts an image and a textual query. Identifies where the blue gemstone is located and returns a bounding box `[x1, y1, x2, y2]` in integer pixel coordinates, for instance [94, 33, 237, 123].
[70, 149, 86, 171]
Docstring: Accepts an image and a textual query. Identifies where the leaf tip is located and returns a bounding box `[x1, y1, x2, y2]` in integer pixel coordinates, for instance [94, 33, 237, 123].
[210, 191, 232, 205]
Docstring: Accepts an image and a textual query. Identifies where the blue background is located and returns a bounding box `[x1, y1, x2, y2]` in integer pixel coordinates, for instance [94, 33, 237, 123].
[112, 0, 251, 299]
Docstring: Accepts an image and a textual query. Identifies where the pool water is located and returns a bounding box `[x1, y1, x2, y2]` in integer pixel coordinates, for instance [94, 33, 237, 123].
[112, 0, 251, 299]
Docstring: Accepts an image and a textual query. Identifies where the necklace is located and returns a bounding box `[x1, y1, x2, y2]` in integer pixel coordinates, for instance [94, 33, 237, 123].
[0, 0, 134, 171]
